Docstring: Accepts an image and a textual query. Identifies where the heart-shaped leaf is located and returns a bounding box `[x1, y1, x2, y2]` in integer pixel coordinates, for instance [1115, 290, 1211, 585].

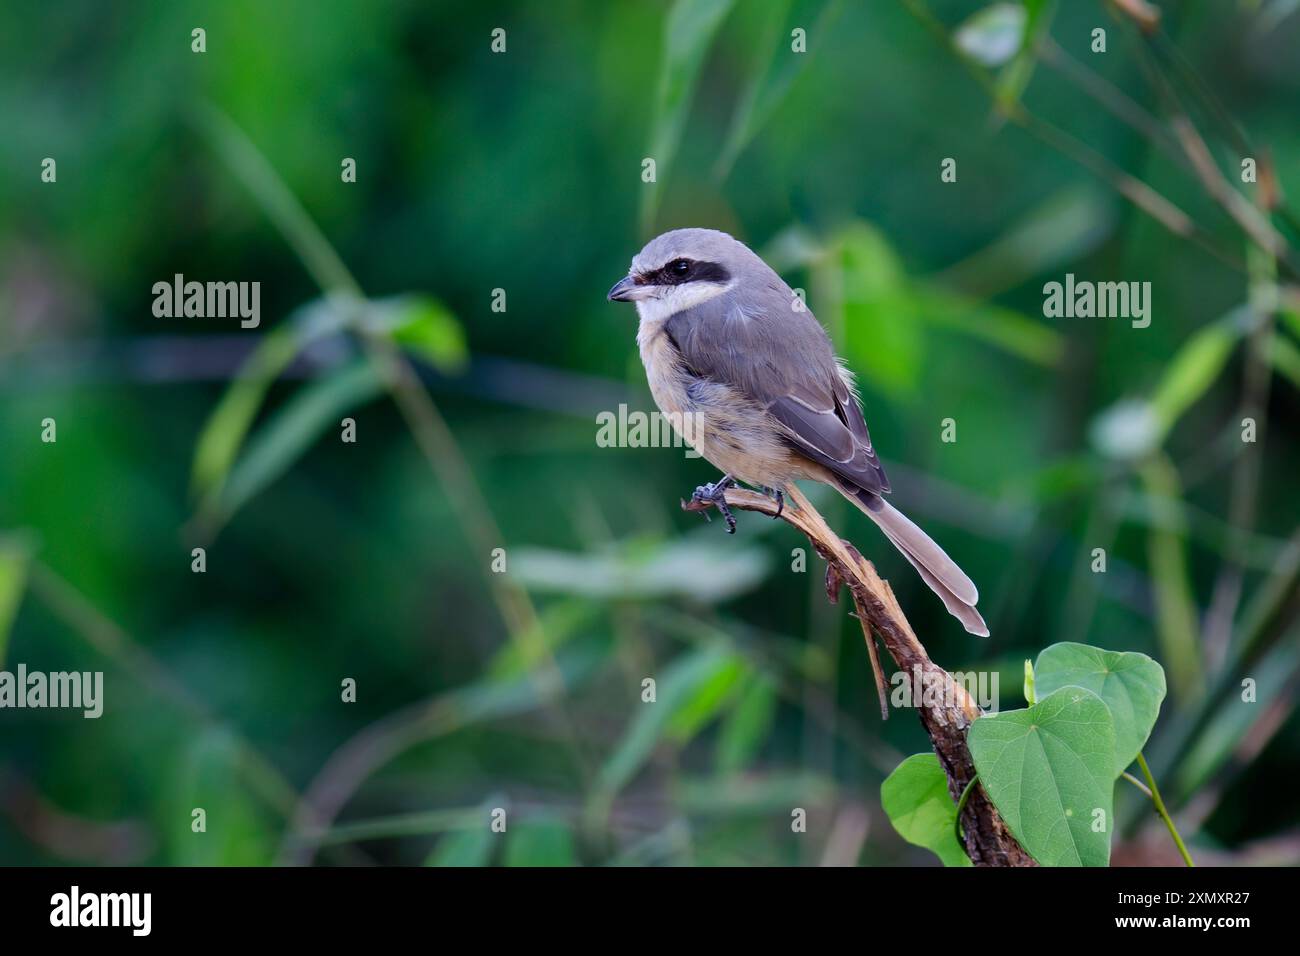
[881, 754, 971, 867]
[1034, 642, 1166, 775]
[968, 686, 1115, 866]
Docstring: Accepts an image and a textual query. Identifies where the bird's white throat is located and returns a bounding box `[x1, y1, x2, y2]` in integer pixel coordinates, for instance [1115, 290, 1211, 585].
[634, 280, 734, 328]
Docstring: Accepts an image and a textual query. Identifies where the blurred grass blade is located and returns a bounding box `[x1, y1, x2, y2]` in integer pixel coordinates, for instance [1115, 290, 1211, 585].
[1269, 334, 1300, 389]
[192, 296, 465, 505]
[713, 0, 839, 181]
[193, 103, 361, 298]
[666, 652, 747, 741]
[676, 772, 836, 814]
[1150, 311, 1242, 436]
[511, 538, 771, 602]
[172, 729, 274, 864]
[1174, 642, 1300, 799]
[200, 360, 385, 533]
[918, 291, 1064, 366]
[426, 826, 495, 867]
[933, 186, 1116, 299]
[994, 0, 1053, 112]
[504, 819, 577, 866]
[641, 0, 736, 232]
[715, 673, 778, 772]
[1137, 455, 1204, 702]
[0, 535, 33, 667]
[442, 638, 606, 732]
[311, 806, 483, 846]
[593, 645, 749, 804]
[190, 324, 302, 500]
[486, 599, 598, 678]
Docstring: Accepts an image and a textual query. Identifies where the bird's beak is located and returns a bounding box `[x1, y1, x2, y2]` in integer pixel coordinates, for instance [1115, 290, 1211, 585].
[607, 275, 651, 302]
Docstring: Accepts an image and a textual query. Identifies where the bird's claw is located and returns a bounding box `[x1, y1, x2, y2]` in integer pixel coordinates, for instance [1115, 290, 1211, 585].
[761, 486, 785, 519]
[688, 477, 737, 533]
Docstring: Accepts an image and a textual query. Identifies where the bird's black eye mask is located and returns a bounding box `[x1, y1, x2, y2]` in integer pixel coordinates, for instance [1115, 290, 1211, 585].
[637, 258, 731, 287]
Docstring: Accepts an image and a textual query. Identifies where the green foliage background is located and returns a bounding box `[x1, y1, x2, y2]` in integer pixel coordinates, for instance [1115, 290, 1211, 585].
[1, 0, 1298, 865]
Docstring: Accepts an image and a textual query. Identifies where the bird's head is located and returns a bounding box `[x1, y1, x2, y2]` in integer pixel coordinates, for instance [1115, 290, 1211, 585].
[607, 228, 751, 319]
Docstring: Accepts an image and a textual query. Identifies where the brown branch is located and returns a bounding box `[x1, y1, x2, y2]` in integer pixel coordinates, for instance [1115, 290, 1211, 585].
[684, 485, 1035, 866]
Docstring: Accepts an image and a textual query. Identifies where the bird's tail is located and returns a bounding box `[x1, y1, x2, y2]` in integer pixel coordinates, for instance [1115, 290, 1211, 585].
[839, 484, 988, 637]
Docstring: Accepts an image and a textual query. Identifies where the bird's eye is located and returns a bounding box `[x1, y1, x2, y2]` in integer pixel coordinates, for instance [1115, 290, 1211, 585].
[668, 258, 691, 278]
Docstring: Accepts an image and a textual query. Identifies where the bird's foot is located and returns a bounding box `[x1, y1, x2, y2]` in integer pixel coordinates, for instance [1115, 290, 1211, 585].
[687, 475, 737, 533]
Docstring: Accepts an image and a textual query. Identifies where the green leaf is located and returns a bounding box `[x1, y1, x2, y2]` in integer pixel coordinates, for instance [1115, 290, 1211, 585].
[836, 225, 923, 396]
[968, 686, 1116, 866]
[504, 820, 577, 867]
[1150, 317, 1240, 435]
[1034, 643, 1166, 775]
[426, 827, 495, 867]
[881, 753, 972, 867]
[369, 295, 467, 374]
[954, 3, 1028, 68]
[201, 360, 386, 531]
[0, 536, 33, 667]
[641, 0, 737, 230]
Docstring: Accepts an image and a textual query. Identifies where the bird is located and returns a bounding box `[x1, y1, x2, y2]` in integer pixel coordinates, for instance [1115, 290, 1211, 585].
[608, 227, 988, 637]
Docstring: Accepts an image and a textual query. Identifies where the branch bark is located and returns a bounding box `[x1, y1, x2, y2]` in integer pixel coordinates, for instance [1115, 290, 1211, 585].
[684, 484, 1035, 866]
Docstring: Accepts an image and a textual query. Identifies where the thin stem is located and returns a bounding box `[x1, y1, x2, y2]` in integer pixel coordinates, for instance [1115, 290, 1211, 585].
[1136, 752, 1195, 867]
[897, 0, 1246, 275]
[193, 104, 594, 792]
[1120, 770, 1153, 800]
[953, 775, 979, 846]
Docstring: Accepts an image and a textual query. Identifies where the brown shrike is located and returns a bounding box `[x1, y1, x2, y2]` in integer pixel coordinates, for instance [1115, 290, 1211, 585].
[608, 227, 987, 637]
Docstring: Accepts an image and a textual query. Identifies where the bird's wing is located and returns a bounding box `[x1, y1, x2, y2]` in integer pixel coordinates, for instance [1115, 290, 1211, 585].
[665, 284, 890, 495]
